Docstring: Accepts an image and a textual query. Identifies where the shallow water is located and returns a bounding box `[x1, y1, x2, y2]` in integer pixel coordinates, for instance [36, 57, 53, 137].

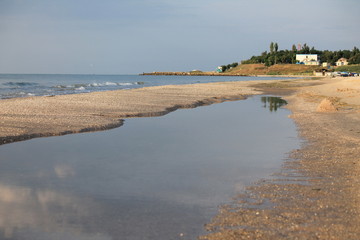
[0, 96, 299, 240]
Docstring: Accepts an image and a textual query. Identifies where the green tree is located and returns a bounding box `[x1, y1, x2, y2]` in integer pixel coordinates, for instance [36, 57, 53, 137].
[231, 62, 239, 68]
[351, 46, 360, 57]
[274, 43, 278, 53]
[270, 42, 274, 54]
[275, 43, 279, 64]
[298, 43, 310, 54]
[349, 53, 360, 64]
[239, 43, 360, 66]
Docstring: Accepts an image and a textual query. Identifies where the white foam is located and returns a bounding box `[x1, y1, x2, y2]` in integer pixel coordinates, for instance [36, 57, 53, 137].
[88, 82, 134, 87]
[118, 83, 133, 86]
[105, 82, 117, 86]
[75, 86, 86, 91]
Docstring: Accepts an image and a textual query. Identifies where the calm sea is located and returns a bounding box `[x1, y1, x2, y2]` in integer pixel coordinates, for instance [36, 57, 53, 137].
[0, 74, 289, 99]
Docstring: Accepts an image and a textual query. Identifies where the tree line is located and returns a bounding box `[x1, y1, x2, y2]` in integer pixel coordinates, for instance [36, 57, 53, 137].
[240, 42, 360, 66]
[219, 62, 238, 72]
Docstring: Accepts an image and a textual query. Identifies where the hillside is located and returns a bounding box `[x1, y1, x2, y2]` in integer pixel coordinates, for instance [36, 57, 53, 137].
[143, 64, 322, 76]
[335, 64, 360, 73]
[226, 64, 321, 76]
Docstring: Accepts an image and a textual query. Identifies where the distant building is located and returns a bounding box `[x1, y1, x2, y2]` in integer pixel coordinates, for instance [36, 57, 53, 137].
[322, 62, 331, 68]
[296, 54, 320, 66]
[336, 58, 349, 66]
[216, 66, 223, 73]
[314, 69, 332, 77]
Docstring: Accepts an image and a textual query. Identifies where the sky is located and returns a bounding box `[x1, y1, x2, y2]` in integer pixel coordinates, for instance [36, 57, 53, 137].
[0, 0, 359, 74]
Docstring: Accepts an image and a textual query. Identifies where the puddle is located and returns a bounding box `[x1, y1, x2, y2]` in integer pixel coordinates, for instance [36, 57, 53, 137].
[0, 96, 299, 240]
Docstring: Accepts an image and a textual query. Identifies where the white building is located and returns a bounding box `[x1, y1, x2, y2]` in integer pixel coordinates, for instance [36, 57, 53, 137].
[322, 62, 331, 68]
[336, 58, 349, 66]
[296, 54, 320, 66]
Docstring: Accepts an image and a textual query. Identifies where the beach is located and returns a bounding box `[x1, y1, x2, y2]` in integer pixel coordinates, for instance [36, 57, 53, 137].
[202, 76, 360, 239]
[1, 76, 360, 238]
[0, 80, 264, 144]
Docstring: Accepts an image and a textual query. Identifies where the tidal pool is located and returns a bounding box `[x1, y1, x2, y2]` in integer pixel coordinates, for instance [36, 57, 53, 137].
[0, 96, 299, 240]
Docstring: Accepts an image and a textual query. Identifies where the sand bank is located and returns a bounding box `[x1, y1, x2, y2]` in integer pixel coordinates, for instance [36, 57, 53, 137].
[0, 80, 272, 144]
[201, 76, 360, 239]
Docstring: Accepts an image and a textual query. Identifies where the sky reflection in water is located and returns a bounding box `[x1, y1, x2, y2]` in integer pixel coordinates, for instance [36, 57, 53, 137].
[0, 96, 299, 240]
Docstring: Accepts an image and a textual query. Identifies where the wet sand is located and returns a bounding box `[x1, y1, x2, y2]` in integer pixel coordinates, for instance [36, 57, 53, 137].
[0, 81, 262, 144]
[201, 76, 360, 239]
[0, 78, 313, 145]
[1, 76, 360, 238]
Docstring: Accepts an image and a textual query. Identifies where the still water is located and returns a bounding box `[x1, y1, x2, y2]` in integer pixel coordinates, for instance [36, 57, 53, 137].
[0, 96, 299, 240]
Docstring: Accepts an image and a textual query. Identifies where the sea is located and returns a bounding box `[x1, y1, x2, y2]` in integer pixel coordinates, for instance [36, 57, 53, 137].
[0, 74, 289, 99]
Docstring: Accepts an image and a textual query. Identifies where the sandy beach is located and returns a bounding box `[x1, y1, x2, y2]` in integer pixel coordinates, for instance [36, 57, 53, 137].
[0, 80, 264, 144]
[1, 76, 360, 238]
[201, 76, 360, 239]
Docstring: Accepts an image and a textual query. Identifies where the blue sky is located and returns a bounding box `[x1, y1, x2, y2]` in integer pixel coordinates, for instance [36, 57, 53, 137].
[0, 0, 359, 74]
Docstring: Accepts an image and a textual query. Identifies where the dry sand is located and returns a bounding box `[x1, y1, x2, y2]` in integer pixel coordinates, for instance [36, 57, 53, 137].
[1, 76, 360, 239]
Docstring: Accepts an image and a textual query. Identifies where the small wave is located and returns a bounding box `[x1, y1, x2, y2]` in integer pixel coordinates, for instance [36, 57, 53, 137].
[89, 82, 135, 87]
[3, 82, 39, 87]
[55, 82, 136, 89]
[0, 91, 36, 99]
[104, 82, 117, 86]
[117, 82, 133, 86]
[74, 84, 88, 88]
[55, 84, 87, 89]
[75, 86, 86, 91]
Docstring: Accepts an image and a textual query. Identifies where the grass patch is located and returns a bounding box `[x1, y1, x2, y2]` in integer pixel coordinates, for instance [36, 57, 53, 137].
[336, 64, 360, 73]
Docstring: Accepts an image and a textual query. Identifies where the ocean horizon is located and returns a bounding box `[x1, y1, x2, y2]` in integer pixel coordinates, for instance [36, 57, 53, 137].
[0, 73, 290, 99]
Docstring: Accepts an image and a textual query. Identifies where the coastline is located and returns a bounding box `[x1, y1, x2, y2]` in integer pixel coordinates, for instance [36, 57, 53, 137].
[0, 77, 322, 145]
[140, 71, 315, 78]
[0, 80, 266, 145]
[1, 76, 360, 238]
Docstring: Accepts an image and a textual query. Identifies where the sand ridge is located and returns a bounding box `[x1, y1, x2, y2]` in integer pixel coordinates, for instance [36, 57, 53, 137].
[0, 80, 267, 144]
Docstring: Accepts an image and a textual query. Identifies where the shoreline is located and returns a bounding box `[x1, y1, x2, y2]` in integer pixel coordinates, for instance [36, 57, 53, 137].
[0, 80, 267, 145]
[0, 77, 316, 145]
[1, 76, 360, 238]
[201, 76, 360, 239]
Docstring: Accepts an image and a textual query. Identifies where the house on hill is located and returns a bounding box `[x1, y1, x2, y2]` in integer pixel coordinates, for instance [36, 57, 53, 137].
[336, 58, 349, 66]
[296, 54, 320, 66]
